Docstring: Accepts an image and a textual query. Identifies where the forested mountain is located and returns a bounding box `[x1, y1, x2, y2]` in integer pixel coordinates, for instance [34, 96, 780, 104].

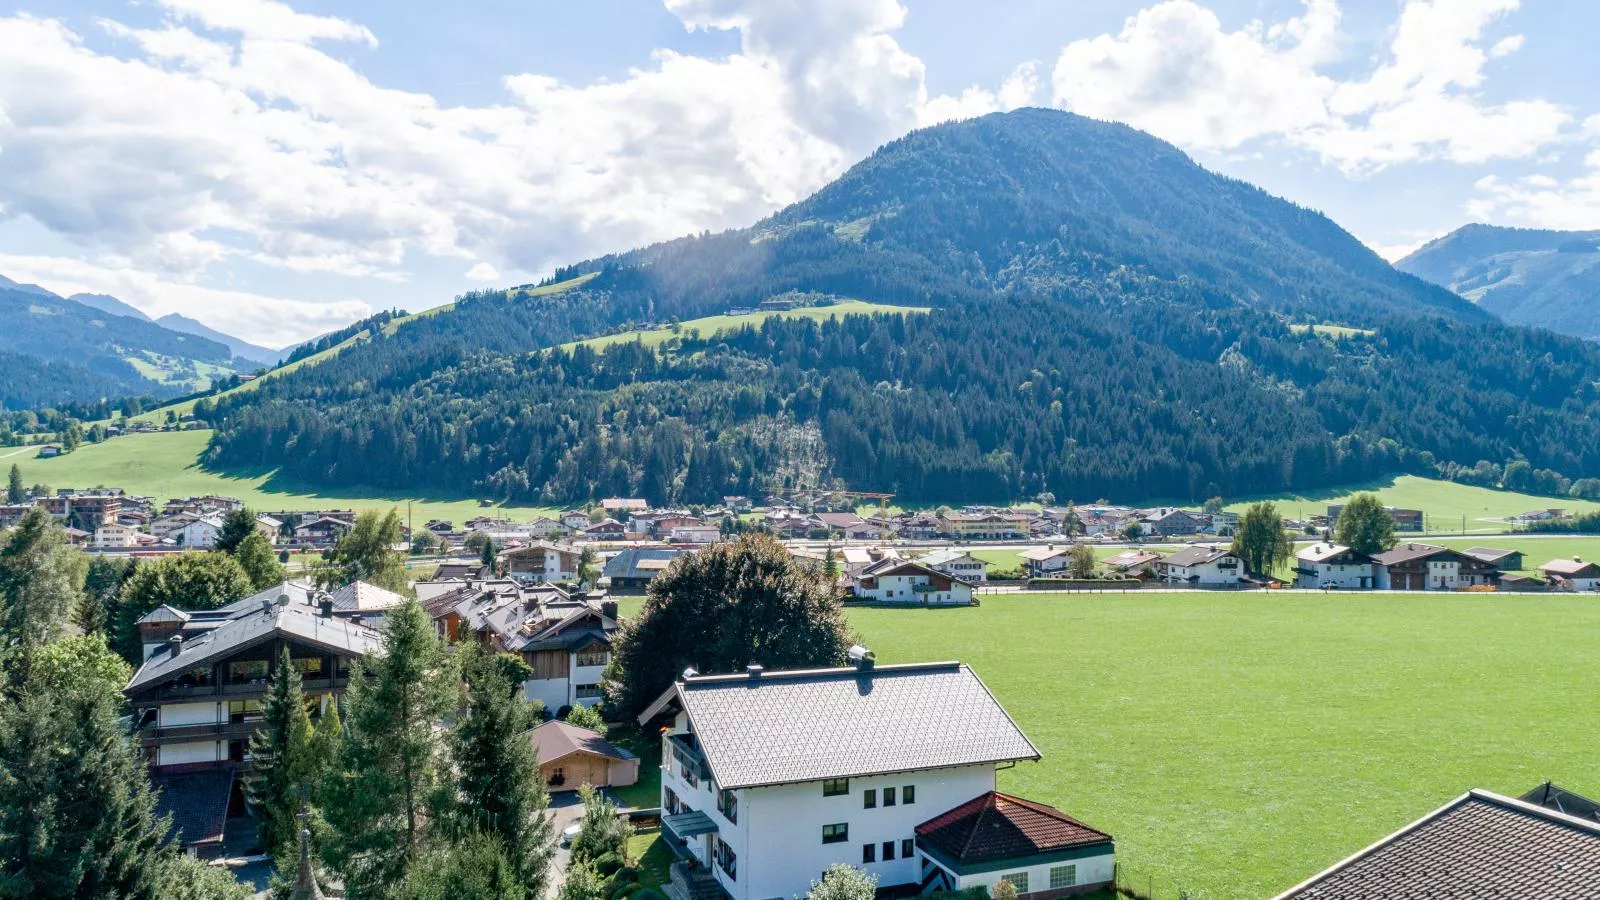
[1397, 224, 1600, 339]
[196, 109, 1600, 506]
[0, 282, 239, 409]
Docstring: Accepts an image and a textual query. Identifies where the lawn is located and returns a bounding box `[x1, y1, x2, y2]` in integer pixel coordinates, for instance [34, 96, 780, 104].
[557, 300, 928, 353]
[605, 725, 663, 811]
[1225, 474, 1600, 530]
[625, 830, 673, 888]
[847, 592, 1600, 898]
[17, 429, 560, 525]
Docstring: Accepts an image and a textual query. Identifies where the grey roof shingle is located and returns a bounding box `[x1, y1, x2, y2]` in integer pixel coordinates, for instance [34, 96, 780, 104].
[1276, 789, 1600, 898]
[665, 662, 1039, 790]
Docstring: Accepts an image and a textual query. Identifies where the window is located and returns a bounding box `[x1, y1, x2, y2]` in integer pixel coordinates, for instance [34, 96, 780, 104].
[227, 699, 263, 724]
[293, 656, 323, 677]
[529, 650, 565, 679]
[717, 789, 738, 824]
[1001, 873, 1028, 894]
[576, 648, 609, 668]
[863, 789, 876, 809]
[822, 823, 848, 844]
[862, 844, 875, 864]
[883, 786, 896, 807]
[228, 659, 268, 684]
[902, 784, 915, 804]
[715, 840, 737, 880]
[575, 683, 603, 699]
[1049, 865, 1077, 889]
[882, 841, 895, 861]
[822, 778, 850, 797]
[664, 788, 680, 816]
[901, 838, 914, 858]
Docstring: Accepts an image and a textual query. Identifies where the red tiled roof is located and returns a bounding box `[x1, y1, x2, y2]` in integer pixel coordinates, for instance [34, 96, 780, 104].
[916, 791, 1112, 865]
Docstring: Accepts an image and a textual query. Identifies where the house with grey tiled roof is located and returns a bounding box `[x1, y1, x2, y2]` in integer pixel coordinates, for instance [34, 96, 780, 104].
[1274, 789, 1600, 898]
[637, 652, 1114, 900]
[124, 582, 386, 857]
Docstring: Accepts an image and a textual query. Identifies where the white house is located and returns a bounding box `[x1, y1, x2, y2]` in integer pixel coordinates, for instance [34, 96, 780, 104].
[499, 541, 582, 583]
[853, 559, 975, 605]
[1538, 557, 1600, 591]
[527, 516, 566, 538]
[179, 514, 225, 549]
[1018, 547, 1071, 577]
[1293, 543, 1378, 590]
[669, 525, 723, 544]
[919, 549, 989, 583]
[1159, 546, 1246, 586]
[638, 655, 1115, 900]
[93, 522, 146, 548]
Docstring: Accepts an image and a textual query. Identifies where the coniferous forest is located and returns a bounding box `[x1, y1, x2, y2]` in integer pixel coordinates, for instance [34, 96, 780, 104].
[197, 109, 1600, 506]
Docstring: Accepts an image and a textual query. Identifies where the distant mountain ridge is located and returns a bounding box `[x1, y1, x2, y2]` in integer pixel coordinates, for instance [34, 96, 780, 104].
[200, 109, 1600, 507]
[156, 313, 281, 366]
[70, 292, 153, 322]
[1397, 224, 1600, 339]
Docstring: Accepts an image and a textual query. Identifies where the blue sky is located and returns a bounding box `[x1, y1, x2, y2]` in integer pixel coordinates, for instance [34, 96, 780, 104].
[0, 0, 1595, 345]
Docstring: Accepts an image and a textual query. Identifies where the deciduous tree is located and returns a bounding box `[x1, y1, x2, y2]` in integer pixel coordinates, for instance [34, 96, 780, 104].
[1232, 502, 1292, 577]
[606, 533, 853, 718]
[1067, 544, 1097, 579]
[316, 510, 409, 594]
[1333, 493, 1397, 556]
[235, 530, 287, 590]
[111, 553, 252, 665]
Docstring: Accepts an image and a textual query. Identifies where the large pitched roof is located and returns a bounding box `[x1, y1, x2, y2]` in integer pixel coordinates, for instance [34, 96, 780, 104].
[1275, 789, 1600, 898]
[1540, 558, 1600, 576]
[916, 791, 1112, 866]
[328, 581, 406, 613]
[1161, 546, 1236, 567]
[126, 596, 383, 694]
[527, 720, 634, 765]
[604, 546, 687, 579]
[1371, 542, 1449, 566]
[645, 662, 1038, 790]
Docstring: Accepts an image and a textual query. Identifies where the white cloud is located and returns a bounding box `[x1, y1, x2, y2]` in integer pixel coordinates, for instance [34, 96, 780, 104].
[155, 0, 377, 46]
[0, 1, 1024, 342]
[1468, 160, 1600, 231]
[1050, 0, 1573, 174]
[465, 262, 500, 282]
[0, 252, 369, 347]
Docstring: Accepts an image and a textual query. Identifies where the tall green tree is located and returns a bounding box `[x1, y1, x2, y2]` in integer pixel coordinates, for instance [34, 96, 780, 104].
[606, 532, 854, 719]
[479, 537, 497, 569]
[0, 635, 173, 899]
[110, 553, 252, 665]
[1334, 492, 1398, 556]
[0, 508, 85, 665]
[450, 645, 554, 899]
[321, 598, 455, 897]
[235, 530, 287, 590]
[567, 785, 627, 866]
[1232, 501, 1293, 577]
[577, 545, 599, 587]
[1066, 544, 1097, 579]
[214, 508, 260, 554]
[4, 465, 21, 504]
[315, 511, 409, 594]
[398, 831, 522, 900]
[247, 648, 315, 858]
[80, 556, 134, 636]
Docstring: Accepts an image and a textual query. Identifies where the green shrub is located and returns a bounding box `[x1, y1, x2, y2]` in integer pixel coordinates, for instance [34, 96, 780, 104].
[614, 867, 639, 884]
[609, 881, 640, 900]
[632, 889, 666, 900]
[594, 852, 624, 877]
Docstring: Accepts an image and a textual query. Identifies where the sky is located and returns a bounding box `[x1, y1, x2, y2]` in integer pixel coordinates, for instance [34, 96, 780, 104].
[0, 0, 1596, 347]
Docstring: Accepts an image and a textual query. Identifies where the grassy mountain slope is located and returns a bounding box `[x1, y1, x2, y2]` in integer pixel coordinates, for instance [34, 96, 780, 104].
[1397, 223, 1600, 339]
[193, 109, 1600, 506]
[156, 312, 282, 367]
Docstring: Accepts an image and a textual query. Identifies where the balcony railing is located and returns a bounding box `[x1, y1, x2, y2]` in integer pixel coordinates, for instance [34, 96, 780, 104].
[138, 720, 262, 747]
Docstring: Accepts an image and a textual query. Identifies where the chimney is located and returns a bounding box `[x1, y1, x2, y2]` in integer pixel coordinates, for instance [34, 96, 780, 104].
[261, 597, 275, 616]
[848, 644, 875, 671]
[167, 634, 183, 657]
[350, 615, 363, 629]
[601, 599, 619, 620]
[319, 598, 335, 618]
[746, 664, 763, 680]
[678, 666, 698, 684]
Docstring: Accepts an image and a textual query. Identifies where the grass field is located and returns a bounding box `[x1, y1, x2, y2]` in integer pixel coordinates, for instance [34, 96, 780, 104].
[845, 593, 1600, 898]
[1224, 474, 1600, 529]
[16, 429, 559, 524]
[556, 300, 927, 353]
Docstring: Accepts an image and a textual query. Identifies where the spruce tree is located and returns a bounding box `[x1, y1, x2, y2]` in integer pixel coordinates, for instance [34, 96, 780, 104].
[214, 508, 259, 554]
[0, 635, 172, 899]
[451, 646, 555, 899]
[321, 598, 455, 897]
[5, 465, 21, 504]
[0, 508, 86, 664]
[247, 648, 314, 858]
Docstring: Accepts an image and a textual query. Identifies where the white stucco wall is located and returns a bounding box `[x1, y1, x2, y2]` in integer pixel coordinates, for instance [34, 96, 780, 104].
[159, 701, 220, 727]
[732, 765, 997, 900]
[1296, 562, 1377, 589]
[158, 740, 221, 766]
[953, 850, 1116, 895]
[523, 676, 571, 712]
[860, 574, 972, 605]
